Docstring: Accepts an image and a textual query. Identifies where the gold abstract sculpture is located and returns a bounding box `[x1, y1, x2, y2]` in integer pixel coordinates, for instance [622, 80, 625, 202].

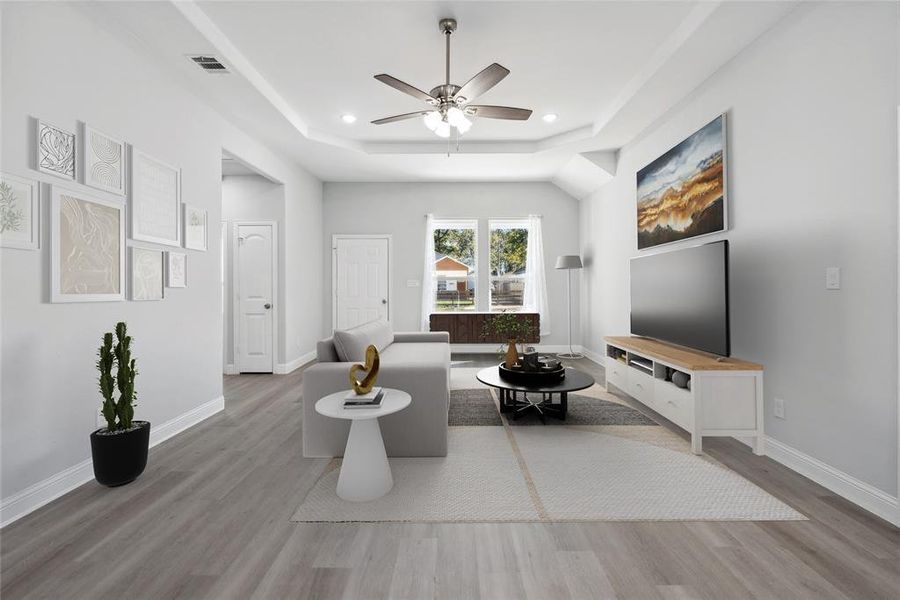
[349, 344, 380, 394]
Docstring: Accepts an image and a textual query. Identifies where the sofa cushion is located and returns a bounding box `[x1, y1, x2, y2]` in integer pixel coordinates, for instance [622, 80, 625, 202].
[379, 341, 450, 368]
[332, 319, 394, 362]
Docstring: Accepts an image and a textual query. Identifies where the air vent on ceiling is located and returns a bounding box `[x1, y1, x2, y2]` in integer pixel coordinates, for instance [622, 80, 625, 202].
[188, 55, 229, 74]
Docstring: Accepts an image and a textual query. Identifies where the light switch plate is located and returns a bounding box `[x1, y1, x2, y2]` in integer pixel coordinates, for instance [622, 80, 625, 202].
[825, 267, 840, 290]
[406, 280, 420, 287]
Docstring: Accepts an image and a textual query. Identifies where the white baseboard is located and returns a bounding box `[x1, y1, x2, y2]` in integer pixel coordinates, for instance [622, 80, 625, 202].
[580, 346, 605, 365]
[762, 436, 899, 526]
[148, 395, 224, 447]
[224, 363, 238, 375]
[0, 395, 225, 529]
[274, 350, 316, 374]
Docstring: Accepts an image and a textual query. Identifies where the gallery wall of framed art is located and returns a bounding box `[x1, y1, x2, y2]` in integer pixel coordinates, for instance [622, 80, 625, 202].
[13, 114, 207, 304]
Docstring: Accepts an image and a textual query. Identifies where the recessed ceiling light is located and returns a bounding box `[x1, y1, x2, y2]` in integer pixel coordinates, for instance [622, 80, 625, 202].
[341, 114, 357, 124]
[542, 113, 558, 123]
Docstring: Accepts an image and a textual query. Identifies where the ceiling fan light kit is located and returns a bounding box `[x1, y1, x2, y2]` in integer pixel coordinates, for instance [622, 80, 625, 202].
[372, 17, 533, 142]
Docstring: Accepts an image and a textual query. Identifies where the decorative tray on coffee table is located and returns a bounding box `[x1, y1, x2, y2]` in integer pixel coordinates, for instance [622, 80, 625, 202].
[498, 361, 566, 385]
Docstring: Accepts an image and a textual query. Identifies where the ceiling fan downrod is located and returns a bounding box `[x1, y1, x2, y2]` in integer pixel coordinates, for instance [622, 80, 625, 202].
[440, 18, 456, 87]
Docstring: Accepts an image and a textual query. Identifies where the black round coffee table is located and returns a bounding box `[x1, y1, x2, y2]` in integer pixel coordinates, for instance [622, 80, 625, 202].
[476, 366, 595, 423]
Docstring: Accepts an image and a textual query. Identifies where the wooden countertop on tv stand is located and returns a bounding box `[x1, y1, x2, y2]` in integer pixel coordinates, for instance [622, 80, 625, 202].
[604, 336, 763, 372]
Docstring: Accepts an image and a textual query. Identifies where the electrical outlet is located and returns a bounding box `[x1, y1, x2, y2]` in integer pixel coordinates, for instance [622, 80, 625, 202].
[825, 267, 841, 290]
[773, 397, 785, 419]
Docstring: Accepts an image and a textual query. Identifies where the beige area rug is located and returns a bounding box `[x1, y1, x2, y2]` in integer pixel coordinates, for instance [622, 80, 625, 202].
[291, 423, 806, 524]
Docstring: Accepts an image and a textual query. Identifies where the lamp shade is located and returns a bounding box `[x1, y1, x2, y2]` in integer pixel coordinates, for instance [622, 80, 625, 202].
[555, 255, 583, 270]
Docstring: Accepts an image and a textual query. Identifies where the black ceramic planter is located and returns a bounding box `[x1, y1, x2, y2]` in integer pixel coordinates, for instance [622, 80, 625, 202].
[90, 421, 151, 487]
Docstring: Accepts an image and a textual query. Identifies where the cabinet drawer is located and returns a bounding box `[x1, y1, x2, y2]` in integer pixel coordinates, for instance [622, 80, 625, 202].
[605, 358, 628, 391]
[627, 368, 654, 406]
[654, 381, 693, 431]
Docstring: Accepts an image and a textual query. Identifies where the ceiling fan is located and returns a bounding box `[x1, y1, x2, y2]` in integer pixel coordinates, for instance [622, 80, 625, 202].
[371, 18, 532, 138]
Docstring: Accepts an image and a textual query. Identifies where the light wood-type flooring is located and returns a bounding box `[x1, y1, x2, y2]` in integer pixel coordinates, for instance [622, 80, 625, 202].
[1, 355, 898, 599]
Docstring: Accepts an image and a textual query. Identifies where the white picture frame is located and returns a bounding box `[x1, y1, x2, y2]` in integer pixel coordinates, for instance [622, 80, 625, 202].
[183, 203, 208, 251]
[0, 172, 41, 250]
[51, 185, 125, 303]
[83, 124, 126, 195]
[36, 119, 76, 181]
[130, 245, 165, 301]
[166, 251, 187, 288]
[131, 148, 180, 247]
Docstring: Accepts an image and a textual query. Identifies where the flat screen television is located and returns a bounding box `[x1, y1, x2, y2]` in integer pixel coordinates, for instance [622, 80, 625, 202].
[630, 240, 730, 356]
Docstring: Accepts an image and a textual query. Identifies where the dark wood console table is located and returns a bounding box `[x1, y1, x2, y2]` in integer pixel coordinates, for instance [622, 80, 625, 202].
[429, 312, 540, 344]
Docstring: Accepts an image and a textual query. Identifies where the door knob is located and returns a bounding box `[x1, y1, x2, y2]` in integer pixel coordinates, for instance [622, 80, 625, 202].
[264, 303, 272, 309]
[381, 299, 387, 305]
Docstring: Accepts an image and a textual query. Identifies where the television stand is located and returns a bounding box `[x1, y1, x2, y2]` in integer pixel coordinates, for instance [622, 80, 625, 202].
[604, 336, 764, 455]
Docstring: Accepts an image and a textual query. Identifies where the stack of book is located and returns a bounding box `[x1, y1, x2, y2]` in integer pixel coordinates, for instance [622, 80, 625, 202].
[343, 387, 384, 408]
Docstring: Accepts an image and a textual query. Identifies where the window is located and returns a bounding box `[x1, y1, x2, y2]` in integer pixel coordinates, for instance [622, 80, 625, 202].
[489, 221, 529, 312]
[432, 220, 476, 312]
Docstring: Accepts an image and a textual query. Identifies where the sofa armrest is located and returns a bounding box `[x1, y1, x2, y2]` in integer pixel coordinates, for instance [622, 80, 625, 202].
[393, 331, 450, 344]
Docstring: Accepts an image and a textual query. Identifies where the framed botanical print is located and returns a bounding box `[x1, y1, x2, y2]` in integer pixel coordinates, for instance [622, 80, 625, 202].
[183, 203, 208, 251]
[51, 185, 125, 302]
[0, 172, 40, 250]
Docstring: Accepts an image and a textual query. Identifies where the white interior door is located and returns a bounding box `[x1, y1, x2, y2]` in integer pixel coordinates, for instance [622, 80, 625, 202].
[333, 236, 390, 330]
[237, 223, 274, 373]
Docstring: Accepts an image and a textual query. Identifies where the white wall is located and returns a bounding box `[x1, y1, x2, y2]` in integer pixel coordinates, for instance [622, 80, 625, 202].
[0, 1, 322, 521]
[580, 2, 898, 496]
[323, 182, 581, 346]
[222, 174, 285, 368]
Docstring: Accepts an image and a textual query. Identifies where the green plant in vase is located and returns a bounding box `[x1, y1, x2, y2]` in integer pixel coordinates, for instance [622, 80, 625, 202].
[481, 312, 537, 367]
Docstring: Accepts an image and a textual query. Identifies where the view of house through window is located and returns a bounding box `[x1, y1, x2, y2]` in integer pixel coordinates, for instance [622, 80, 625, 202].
[490, 221, 528, 311]
[433, 222, 476, 311]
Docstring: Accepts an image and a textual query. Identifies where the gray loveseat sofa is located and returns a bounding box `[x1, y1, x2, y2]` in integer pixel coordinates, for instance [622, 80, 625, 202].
[302, 319, 450, 458]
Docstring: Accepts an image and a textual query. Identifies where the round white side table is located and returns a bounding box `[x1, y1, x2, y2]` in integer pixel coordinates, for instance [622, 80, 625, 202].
[315, 388, 411, 502]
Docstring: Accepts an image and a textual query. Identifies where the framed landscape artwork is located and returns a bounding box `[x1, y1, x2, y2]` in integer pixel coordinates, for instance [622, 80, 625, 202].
[636, 114, 727, 250]
[130, 246, 165, 301]
[0, 172, 40, 250]
[83, 124, 126, 195]
[166, 251, 187, 288]
[183, 203, 208, 251]
[131, 148, 180, 246]
[51, 185, 125, 302]
[36, 119, 76, 181]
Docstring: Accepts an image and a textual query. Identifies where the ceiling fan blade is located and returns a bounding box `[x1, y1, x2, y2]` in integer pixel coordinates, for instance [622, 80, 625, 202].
[374, 74, 438, 105]
[465, 105, 532, 120]
[371, 111, 432, 125]
[454, 63, 510, 102]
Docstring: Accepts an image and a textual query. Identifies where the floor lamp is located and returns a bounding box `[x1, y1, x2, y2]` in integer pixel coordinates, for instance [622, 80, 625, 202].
[555, 255, 583, 359]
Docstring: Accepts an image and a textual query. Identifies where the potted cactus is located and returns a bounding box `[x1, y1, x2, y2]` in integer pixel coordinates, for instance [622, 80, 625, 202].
[90, 322, 150, 487]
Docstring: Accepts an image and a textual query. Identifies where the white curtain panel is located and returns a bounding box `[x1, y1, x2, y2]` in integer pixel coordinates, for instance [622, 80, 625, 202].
[523, 215, 550, 336]
[421, 213, 436, 331]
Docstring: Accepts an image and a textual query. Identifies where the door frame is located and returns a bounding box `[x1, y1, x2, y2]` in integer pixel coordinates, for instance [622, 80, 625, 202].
[332, 234, 393, 331]
[232, 220, 279, 373]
